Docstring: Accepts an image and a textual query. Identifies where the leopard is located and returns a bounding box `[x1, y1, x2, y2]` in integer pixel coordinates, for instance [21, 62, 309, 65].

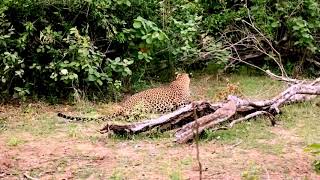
[57, 73, 191, 121]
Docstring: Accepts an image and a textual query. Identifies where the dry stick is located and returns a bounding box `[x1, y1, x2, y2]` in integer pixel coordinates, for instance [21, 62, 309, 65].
[265, 70, 302, 84]
[229, 111, 273, 127]
[192, 103, 202, 180]
[23, 173, 39, 180]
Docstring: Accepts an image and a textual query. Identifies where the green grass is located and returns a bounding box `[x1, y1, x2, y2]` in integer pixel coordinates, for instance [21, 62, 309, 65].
[109, 169, 125, 180]
[109, 128, 172, 142]
[169, 170, 183, 180]
[202, 118, 285, 154]
[281, 101, 320, 145]
[7, 136, 25, 147]
[241, 161, 261, 180]
[75, 166, 106, 179]
[18, 114, 58, 137]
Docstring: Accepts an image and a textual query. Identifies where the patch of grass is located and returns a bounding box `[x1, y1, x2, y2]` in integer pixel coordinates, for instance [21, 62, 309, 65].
[28, 168, 42, 178]
[7, 136, 25, 147]
[229, 75, 284, 99]
[75, 166, 105, 179]
[20, 104, 35, 114]
[67, 124, 81, 138]
[180, 155, 193, 166]
[109, 169, 125, 180]
[250, 142, 284, 155]
[191, 74, 284, 101]
[203, 118, 274, 143]
[169, 170, 183, 180]
[73, 100, 98, 114]
[19, 114, 58, 137]
[281, 101, 320, 145]
[110, 128, 171, 142]
[5, 112, 59, 138]
[241, 161, 262, 180]
[55, 158, 69, 173]
[202, 118, 285, 154]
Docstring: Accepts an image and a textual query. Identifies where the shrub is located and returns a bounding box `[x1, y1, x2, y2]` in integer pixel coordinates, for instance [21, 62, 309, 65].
[1, 0, 320, 101]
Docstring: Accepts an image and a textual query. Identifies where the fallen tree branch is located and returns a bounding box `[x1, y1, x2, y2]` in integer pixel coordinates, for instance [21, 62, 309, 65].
[99, 102, 220, 134]
[100, 75, 320, 143]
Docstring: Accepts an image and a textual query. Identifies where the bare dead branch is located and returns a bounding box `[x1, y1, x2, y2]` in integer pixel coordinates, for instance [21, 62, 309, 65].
[265, 70, 303, 84]
[229, 111, 274, 127]
[100, 78, 320, 143]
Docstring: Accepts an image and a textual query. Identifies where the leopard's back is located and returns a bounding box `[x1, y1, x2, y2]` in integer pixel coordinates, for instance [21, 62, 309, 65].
[120, 73, 191, 114]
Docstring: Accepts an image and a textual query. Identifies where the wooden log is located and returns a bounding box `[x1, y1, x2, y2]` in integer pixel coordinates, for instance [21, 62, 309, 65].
[99, 101, 220, 134]
[99, 76, 320, 143]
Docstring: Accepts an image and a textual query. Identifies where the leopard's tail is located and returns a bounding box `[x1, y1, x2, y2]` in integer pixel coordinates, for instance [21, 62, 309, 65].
[57, 109, 124, 121]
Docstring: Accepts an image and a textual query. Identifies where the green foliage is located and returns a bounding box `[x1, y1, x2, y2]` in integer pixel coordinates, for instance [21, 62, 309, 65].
[1, 0, 320, 100]
[304, 143, 320, 173]
[7, 136, 24, 147]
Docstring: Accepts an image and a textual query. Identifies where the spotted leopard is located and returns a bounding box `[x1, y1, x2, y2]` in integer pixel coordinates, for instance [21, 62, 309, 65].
[57, 73, 191, 121]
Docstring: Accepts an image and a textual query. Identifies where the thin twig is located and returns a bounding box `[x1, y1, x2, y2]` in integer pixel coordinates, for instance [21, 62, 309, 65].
[230, 111, 272, 127]
[192, 103, 202, 180]
[23, 173, 39, 180]
[228, 140, 243, 149]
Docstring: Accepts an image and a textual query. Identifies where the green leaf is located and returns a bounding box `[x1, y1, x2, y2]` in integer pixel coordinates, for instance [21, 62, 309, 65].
[60, 69, 68, 75]
[97, 79, 103, 86]
[125, 0, 131, 6]
[124, 68, 132, 75]
[152, 32, 159, 39]
[158, 33, 165, 41]
[138, 53, 144, 60]
[146, 38, 152, 44]
[271, 21, 279, 28]
[133, 21, 141, 29]
[115, 57, 121, 62]
[87, 74, 96, 81]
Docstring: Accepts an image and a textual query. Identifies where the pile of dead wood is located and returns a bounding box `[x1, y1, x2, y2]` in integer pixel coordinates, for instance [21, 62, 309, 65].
[100, 71, 320, 143]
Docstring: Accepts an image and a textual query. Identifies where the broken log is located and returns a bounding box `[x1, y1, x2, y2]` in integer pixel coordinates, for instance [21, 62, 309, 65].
[99, 102, 220, 134]
[100, 72, 320, 143]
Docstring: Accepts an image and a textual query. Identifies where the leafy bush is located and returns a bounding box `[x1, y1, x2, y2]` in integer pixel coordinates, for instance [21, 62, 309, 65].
[201, 0, 320, 75]
[1, 0, 320, 101]
[0, 0, 163, 100]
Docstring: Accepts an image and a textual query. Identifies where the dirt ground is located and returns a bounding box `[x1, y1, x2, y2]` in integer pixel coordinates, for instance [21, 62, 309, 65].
[1, 75, 320, 179]
[0, 124, 318, 179]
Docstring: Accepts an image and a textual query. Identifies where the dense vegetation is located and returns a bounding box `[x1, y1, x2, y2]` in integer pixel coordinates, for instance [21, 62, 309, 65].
[1, 0, 320, 101]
